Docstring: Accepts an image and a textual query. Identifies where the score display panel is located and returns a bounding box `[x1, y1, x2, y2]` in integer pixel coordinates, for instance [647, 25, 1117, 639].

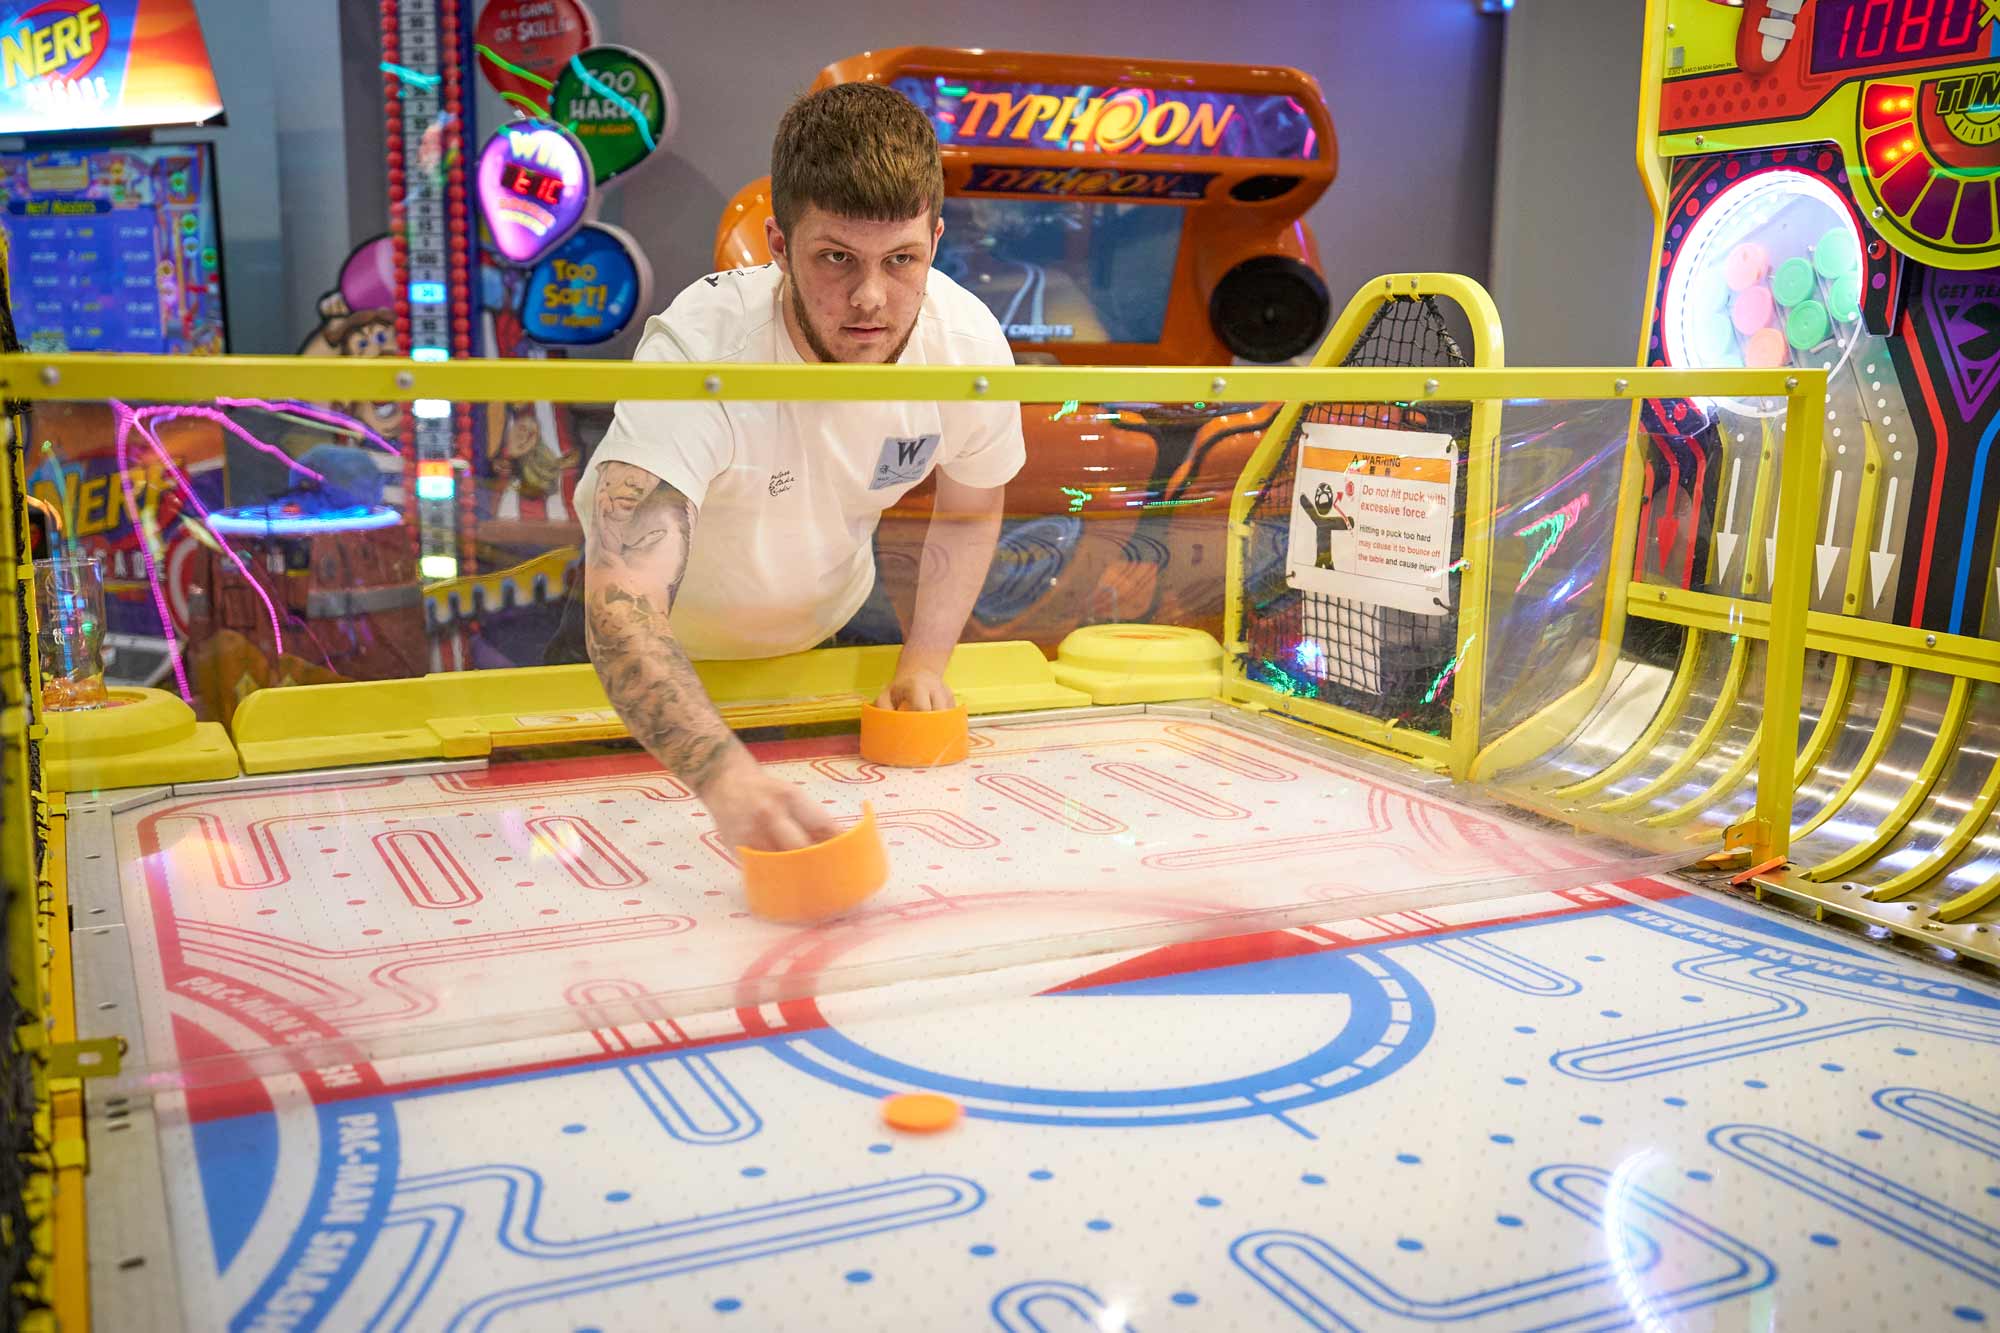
[0, 141, 224, 354]
[1810, 0, 1987, 74]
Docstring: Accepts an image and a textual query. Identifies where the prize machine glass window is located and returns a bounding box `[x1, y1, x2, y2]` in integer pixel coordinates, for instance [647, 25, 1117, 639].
[936, 198, 1184, 344]
[0, 142, 226, 354]
[1811, 0, 1985, 73]
[1661, 168, 1866, 417]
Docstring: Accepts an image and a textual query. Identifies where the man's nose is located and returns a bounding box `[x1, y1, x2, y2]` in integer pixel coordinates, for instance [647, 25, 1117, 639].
[851, 269, 888, 314]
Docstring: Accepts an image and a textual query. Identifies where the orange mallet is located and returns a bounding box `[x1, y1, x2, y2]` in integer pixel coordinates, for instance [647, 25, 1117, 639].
[859, 702, 969, 767]
[738, 802, 889, 923]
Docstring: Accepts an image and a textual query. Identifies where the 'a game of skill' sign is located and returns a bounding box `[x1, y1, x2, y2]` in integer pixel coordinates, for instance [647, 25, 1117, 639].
[1285, 422, 1457, 615]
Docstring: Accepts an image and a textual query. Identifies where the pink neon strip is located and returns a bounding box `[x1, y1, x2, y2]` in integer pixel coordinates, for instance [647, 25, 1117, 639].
[111, 405, 191, 701]
[138, 404, 327, 484]
[126, 410, 288, 660]
[215, 398, 403, 457]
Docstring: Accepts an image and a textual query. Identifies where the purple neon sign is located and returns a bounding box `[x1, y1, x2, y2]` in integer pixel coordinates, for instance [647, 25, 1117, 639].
[476, 119, 591, 265]
[892, 77, 1320, 161]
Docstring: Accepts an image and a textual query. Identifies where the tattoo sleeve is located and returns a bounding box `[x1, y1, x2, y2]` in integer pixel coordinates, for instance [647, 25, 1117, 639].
[583, 460, 741, 792]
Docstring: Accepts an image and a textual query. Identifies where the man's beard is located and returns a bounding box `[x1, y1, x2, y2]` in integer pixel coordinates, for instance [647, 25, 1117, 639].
[789, 279, 916, 364]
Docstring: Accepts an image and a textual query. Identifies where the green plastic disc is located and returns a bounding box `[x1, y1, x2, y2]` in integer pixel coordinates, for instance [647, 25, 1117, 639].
[1695, 309, 1738, 363]
[1786, 299, 1830, 351]
[1814, 227, 1860, 280]
[1830, 274, 1862, 323]
[1772, 257, 1816, 308]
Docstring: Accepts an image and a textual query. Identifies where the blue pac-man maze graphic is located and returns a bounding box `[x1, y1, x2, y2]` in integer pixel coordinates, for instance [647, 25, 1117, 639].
[1550, 909, 2000, 1081]
[769, 947, 1436, 1129]
[1711, 1124, 2000, 1289]
[1873, 1087, 2000, 1160]
[621, 1052, 762, 1144]
[991, 1280, 1138, 1332]
[1415, 935, 1581, 996]
[370, 1170, 984, 1331]
[1230, 1162, 1775, 1330]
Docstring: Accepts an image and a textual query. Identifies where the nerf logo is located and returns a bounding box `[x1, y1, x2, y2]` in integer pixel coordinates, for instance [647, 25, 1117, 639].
[2, 2, 107, 91]
[956, 91, 1235, 152]
[968, 164, 1212, 200]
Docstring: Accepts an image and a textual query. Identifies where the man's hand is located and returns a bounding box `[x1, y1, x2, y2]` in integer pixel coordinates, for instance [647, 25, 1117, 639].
[700, 752, 841, 853]
[875, 668, 956, 712]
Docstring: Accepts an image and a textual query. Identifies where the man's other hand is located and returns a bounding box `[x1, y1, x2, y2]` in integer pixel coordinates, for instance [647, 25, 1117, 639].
[702, 754, 842, 853]
[875, 669, 956, 712]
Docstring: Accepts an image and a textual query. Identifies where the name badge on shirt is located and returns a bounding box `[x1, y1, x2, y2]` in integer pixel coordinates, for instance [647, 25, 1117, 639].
[870, 433, 940, 490]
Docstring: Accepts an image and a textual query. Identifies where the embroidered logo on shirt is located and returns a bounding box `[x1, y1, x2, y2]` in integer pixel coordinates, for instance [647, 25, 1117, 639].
[870, 433, 940, 490]
[702, 264, 774, 287]
[768, 469, 795, 497]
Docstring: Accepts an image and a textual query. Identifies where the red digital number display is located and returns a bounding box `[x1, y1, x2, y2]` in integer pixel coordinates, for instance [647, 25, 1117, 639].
[1811, 0, 1986, 74]
[501, 162, 564, 207]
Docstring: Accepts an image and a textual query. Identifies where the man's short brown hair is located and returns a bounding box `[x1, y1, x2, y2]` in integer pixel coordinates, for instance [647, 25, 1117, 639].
[771, 83, 944, 235]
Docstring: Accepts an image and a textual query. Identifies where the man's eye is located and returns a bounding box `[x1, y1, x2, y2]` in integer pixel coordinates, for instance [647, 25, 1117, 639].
[822, 251, 849, 265]
[888, 254, 913, 267]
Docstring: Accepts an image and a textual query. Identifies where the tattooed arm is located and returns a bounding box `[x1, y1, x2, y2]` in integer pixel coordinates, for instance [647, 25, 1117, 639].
[584, 459, 836, 851]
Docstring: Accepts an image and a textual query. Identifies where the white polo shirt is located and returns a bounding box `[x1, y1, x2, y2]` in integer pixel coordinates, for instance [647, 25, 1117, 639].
[577, 264, 1025, 660]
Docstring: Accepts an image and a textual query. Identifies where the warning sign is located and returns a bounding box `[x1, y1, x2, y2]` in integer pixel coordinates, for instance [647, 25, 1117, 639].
[1285, 422, 1457, 616]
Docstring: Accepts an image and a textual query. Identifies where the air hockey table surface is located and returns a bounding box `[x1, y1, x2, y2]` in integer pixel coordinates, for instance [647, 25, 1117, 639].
[62, 701, 2000, 1331]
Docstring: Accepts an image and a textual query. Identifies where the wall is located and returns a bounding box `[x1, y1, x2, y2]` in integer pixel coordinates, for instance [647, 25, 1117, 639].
[1488, 0, 1656, 366]
[149, 0, 354, 354]
[12, 2, 1504, 358]
[478, 0, 1506, 359]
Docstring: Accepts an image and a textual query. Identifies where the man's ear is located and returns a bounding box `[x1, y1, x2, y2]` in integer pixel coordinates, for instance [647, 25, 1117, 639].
[931, 213, 944, 259]
[765, 216, 790, 275]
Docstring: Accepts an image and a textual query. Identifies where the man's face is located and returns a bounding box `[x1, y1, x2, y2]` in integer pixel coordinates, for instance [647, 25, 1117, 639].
[767, 205, 942, 364]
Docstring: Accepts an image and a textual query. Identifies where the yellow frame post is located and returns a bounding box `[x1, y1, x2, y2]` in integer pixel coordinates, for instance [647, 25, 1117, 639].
[1753, 376, 1825, 863]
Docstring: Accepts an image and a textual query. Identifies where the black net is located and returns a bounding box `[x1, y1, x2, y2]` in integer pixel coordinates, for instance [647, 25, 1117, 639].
[1240, 296, 1471, 735]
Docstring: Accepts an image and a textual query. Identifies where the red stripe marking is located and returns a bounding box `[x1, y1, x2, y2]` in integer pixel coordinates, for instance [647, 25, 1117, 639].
[1900, 308, 1950, 624]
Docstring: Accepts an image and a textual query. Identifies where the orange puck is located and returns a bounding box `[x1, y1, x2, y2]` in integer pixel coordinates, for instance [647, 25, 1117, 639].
[859, 702, 969, 767]
[738, 802, 889, 924]
[882, 1092, 962, 1133]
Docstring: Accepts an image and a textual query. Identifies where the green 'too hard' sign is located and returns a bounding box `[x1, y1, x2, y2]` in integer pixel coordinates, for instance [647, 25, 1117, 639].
[552, 45, 675, 186]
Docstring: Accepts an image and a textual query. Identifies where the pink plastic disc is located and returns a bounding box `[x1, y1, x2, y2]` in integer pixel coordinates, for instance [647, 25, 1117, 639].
[1731, 286, 1775, 335]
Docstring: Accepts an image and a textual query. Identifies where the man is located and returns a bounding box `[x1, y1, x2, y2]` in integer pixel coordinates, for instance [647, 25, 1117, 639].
[570, 83, 1023, 854]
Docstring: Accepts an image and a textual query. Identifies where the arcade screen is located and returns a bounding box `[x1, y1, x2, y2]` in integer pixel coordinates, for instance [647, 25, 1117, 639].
[1, 142, 225, 354]
[937, 198, 1182, 344]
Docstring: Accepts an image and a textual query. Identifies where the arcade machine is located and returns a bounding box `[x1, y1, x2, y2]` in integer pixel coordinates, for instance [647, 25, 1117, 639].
[0, 0, 227, 692]
[715, 48, 1336, 648]
[1533, 0, 2000, 946]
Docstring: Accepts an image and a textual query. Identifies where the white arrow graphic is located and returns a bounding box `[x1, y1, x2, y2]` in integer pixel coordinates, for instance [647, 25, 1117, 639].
[1869, 474, 1899, 608]
[1815, 468, 1844, 598]
[1714, 458, 1742, 578]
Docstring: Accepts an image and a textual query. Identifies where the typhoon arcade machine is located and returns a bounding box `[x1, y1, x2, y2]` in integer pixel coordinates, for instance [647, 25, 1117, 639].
[0, 0, 228, 691]
[1637, 0, 2000, 938]
[716, 48, 1336, 647]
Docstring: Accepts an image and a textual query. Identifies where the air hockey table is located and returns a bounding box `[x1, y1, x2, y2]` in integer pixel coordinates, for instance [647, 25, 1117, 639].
[51, 631, 2000, 1333]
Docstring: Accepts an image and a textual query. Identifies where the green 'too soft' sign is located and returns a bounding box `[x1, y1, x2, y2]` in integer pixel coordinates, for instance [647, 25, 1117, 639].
[552, 45, 675, 186]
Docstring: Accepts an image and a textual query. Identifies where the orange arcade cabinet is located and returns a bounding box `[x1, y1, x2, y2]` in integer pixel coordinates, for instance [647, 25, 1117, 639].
[716, 48, 1338, 648]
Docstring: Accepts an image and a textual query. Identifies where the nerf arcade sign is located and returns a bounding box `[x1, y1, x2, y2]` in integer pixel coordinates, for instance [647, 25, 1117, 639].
[0, 0, 223, 134]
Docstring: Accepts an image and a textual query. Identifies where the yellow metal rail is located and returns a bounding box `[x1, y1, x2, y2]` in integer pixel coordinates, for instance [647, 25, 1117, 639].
[0, 352, 1819, 407]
